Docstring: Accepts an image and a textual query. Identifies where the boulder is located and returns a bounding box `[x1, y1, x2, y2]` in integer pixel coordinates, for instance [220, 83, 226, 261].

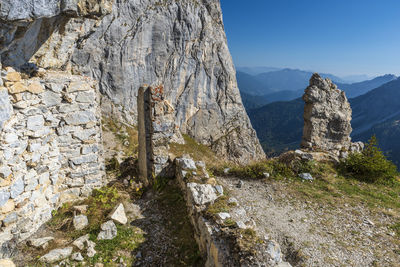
[73, 215, 88, 230]
[97, 220, 117, 240]
[109, 203, 128, 225]
[187, 183, 219, 206]
[176, 158, 197, 171]
[71, 252, 84, 261]
[72, 234, 89, 250]
[299, 173, 313, 181]
[86, 240, 97, 257]
[39, 247, 73, 263]
[28, 236, 54, 249]
[266, 240, 283, 264]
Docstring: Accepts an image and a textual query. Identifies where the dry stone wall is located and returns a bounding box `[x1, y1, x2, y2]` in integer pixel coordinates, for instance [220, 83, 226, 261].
[0, 67, 105, 253]
[175, 156, 292, 267]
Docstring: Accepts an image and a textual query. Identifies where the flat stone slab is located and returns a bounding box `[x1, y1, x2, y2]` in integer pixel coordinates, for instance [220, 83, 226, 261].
[28, 236, 54, 249]
[109, 203, 128, 225]
[39, 247, 73, 263]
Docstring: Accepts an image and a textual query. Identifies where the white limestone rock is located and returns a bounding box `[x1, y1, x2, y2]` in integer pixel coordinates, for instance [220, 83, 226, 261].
[97, 220, 117, 240]
[187, 183, 219, 206]
[28, 236, 54, 249]
[71, 252, 84, 261]
[72, 234, 89, 250]
[86, 240, 97, 257]
[73, 214, 89, 230]
[109, 203, 128, 225]
[39, 247, 73, 263]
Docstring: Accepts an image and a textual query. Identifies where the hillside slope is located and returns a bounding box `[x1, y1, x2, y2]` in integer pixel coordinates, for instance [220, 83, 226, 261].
[337, 74, 397, 98]
[248, 98, 304, 155]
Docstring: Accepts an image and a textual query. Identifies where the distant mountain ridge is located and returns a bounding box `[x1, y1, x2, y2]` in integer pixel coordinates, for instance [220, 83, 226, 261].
[337, 74, 397, 98]
[238, 69, 396, 107]
[247, 77, 400, 166]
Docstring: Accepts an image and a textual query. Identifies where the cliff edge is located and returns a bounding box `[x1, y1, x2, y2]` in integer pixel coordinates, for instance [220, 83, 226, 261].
[0, 0, 265, 164]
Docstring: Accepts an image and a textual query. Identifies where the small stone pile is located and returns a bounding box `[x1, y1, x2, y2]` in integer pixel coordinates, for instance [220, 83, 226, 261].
[0, 66, 105, 253]
[36, 202, 127, 264]
[301, 73, 363, 158]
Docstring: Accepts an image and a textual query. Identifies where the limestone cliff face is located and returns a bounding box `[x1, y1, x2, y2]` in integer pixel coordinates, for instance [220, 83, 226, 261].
[1, 0, 265, 163]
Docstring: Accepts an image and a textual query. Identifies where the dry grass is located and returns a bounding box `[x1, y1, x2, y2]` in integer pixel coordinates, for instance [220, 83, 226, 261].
[102, 116, 139, 158]
[169, 134, 224, 166]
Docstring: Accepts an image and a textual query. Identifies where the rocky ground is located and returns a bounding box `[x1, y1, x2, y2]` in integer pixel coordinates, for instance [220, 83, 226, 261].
[218, 175, 400, 267]
[9, 115, 203, 267]
[12, 179, 203, 266]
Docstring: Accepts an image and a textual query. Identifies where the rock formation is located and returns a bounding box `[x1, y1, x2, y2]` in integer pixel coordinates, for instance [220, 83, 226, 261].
[0, 0, 265, 164]
[137, 85, 184, 185]
[301, 73, 363, 157]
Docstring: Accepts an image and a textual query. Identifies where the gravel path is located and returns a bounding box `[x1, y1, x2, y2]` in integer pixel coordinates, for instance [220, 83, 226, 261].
[218, 176, 400, 267]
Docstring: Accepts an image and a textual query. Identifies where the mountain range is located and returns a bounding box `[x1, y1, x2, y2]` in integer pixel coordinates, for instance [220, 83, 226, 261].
[237, 68, 397, 109]
[246, 77, 400, 166]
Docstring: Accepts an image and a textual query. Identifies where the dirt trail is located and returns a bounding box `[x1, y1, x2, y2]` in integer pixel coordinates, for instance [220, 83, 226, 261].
[218, 176, 400, 267]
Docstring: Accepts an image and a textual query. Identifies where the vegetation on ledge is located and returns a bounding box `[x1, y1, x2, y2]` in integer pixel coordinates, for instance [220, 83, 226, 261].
[339, 135, 398, 184]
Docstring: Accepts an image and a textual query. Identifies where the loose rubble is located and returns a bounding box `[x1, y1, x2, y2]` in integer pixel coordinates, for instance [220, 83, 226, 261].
[97, 220, 118, 240]
[39, 247, 73, 263]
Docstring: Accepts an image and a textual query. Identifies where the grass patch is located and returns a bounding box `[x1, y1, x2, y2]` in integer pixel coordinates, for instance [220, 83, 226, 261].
[47, 186, 121, 238]
[283, 164, 400, 212]
[102, 116, 138, 158]
[170, 134, 223, 166]
[212, 158, 333, 180]
[88, 224, 145, 265]
[206, 195, 231, 215]
[224, 218, 237, 227]
[156, 184, 204, 266]
[237, 228, 264, 253]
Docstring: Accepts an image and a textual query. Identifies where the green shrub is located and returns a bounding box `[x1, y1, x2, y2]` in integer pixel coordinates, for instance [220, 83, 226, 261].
[339, 136, 398, 184]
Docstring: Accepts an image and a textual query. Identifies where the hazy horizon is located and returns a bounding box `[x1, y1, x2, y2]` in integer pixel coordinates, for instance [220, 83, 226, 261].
[220, 0, 400, 77]
[234, 65, 385, 81]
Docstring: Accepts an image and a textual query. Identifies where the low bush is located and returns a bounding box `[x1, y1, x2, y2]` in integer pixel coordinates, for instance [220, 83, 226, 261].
[339, 136, 398, 184]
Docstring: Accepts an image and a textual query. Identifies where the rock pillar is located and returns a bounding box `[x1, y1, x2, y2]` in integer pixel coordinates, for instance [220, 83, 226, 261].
[137, 85, 184, 185]
[301, 73, 363, 157]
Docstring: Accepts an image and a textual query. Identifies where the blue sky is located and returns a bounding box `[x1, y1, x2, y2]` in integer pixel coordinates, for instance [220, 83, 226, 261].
[220, 0, 400, 77]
